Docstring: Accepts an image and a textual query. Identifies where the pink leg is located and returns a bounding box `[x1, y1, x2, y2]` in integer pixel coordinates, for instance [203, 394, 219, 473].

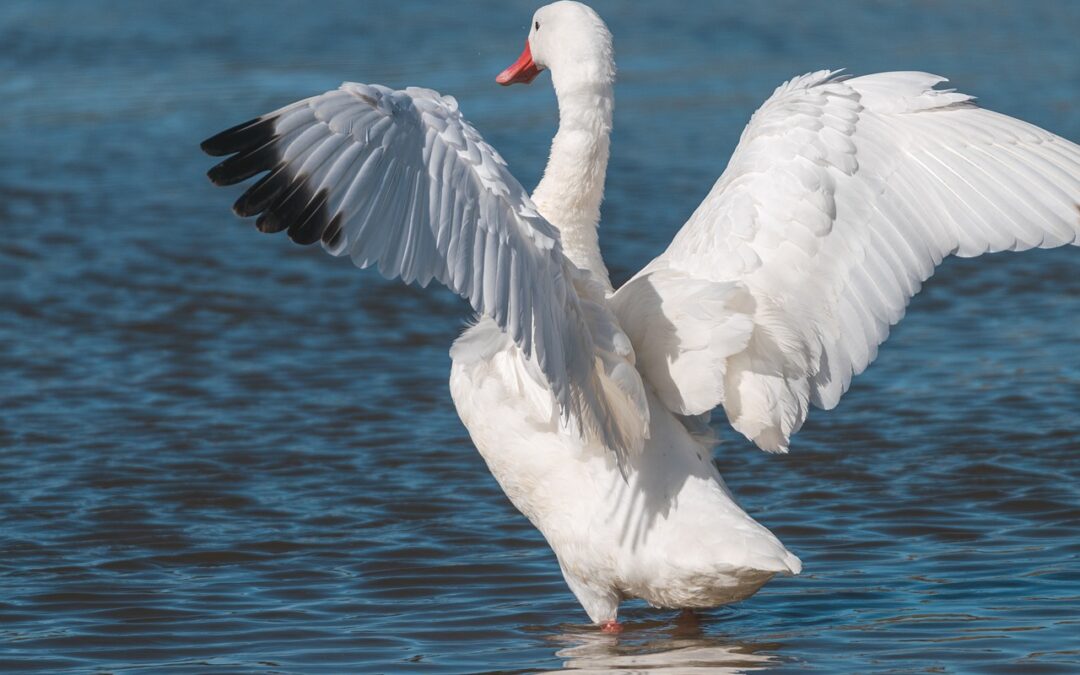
[600, 619, 623, 634]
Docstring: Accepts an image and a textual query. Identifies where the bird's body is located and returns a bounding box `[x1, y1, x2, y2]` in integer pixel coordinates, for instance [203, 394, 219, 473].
[202, 1, 1079, 628]
[450, 317, 799, 623]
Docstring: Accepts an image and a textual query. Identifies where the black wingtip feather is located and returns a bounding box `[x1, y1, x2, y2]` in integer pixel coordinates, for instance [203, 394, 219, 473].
[200, 116, 277, 157]
[207, 140, 280, 186]
[205, 116, 337, 249]
[232, 163, 290, 217]
[266, 179, 311, 229]
[322, 212, 345, 249]
[255, 210, 286, 234]
[288, 190, 330, 245]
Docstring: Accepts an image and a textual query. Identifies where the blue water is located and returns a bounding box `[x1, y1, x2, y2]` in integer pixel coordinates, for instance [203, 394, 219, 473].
[2, 1, 1079, 672]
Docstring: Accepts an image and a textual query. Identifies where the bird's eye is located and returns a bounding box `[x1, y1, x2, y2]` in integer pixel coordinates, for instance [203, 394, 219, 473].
[535, 21, 540, 31]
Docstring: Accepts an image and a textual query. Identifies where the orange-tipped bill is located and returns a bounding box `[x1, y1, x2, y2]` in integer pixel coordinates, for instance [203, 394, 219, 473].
[496, 41, 542, 85]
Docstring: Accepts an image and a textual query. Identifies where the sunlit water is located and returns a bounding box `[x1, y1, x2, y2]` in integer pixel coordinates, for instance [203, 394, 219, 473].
[2, 1, 1078, 672]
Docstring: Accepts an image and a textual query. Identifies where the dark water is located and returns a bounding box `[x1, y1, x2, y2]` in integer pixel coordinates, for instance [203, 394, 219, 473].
[2, 1, 1079, 672]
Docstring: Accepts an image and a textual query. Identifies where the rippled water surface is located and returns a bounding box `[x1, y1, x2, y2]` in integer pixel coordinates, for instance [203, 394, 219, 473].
[2, 1, 1079, 672]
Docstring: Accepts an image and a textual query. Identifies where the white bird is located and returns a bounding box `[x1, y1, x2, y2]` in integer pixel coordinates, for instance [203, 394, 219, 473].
[202, 1, 1080, 631]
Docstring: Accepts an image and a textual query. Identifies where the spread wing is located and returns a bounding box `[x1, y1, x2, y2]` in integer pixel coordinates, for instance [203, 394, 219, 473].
[202, 83, 648, 460]
[612, 71, 1080, 452]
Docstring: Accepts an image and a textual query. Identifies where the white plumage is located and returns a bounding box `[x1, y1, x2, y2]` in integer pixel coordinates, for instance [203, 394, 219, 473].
[203, 1, 1079, 628]
[627, 69, 1080, 453]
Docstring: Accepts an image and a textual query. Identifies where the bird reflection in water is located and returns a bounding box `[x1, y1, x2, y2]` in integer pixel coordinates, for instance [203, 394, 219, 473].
[543, 611, 780, 674]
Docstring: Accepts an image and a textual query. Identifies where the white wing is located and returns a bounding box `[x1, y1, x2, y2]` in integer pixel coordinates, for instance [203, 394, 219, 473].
[202, 83, 648, 460]
[612, 71, 1080, 452]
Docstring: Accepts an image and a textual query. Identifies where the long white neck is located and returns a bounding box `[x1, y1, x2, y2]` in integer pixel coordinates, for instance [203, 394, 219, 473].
[531, 79, 614, 291]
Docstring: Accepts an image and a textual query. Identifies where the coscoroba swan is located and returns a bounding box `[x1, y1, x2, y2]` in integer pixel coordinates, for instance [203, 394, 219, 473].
[202, 1, 1080, 630]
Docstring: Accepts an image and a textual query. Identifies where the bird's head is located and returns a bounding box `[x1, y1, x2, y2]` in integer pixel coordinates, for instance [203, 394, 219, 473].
[496, 1, 614, 91]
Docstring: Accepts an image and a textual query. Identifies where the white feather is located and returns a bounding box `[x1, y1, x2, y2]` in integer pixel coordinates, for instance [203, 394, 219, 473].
[625, 70, 1080, 452]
